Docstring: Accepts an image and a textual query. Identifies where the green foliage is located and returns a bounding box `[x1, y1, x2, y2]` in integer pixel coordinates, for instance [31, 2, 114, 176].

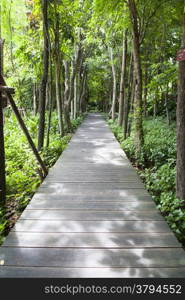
[0, 112, 84, 245]
[108, 117, 185, 246]
[108, 119, 125, 143]
[142, 118, 176, 167]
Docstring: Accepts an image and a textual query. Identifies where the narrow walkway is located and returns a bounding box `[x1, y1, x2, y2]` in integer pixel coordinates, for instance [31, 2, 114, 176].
[0, 113, 185, 277]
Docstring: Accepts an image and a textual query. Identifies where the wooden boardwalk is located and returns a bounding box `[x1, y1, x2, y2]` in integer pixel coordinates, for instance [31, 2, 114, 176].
[0, 113, 185, 277]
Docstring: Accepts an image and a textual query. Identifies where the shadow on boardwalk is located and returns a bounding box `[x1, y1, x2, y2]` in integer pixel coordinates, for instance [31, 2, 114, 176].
[0, 114, 185, 277]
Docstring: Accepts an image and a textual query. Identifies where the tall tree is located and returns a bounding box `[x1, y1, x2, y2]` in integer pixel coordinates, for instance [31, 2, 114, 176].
[118, 29, 128, 126]
[109, 46, 117, 121]
[38, 0, 49, 151]
[176, 0, 185, 200]
[128, 0, 143, 156]
[0, 1, 6, 206]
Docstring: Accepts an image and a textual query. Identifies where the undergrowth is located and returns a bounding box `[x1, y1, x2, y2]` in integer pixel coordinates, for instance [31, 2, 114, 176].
[108, 117, 185, 247]
[0, 112, 84, 244]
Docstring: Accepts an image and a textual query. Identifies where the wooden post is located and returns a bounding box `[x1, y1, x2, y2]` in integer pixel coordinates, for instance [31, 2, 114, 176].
[0, 75, 48, 178]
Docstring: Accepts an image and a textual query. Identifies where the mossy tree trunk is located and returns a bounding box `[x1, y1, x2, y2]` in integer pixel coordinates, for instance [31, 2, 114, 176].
[38, 0, 49, 151]
[118, 30, 128, 126]
[128, 0, 144, 157]
[176, 0, 185, 200]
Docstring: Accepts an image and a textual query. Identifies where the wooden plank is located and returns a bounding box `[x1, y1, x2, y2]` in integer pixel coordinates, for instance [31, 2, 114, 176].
[49, 167, 136, 174]
[37, 183, 146, 194]
[12, 220, 171, 233]
[1, 266, 185, 278]
[3, 232, 180, 248]
[20, 210, 163, 221]
[47, 167, 138, 174]
[60, 155, 127, 163]
[44, 174, 142, 183]
[32, 191, 152, 202]
[28, 201, 156, 210]
[1, 248, 185, 268]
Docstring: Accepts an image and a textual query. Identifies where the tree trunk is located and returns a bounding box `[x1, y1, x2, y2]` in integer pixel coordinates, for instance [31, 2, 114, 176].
[74, 73, 77, 119]
[55, 62, 64, 135]
[0, 19, 6, 206]
[64, 48, 81, 130]
[33, 83, 38, 115]
[127, 71, 135, 137]
[54, 5, 64, 136]
[153, 102, 157, 118]
[63, 60, 71, 126]
[124, 54, 133, 139]
[0, 90, 6, 206]
[38, 0, 49, 151]
[109, 47, 117, 121]
[143, 62, 148, 117]
[79, 69, 87, 113]
[118, 30, 128, 126]
[176, 0, 185, 200]
[46, 49, 53, 147]
[0, 39, 4, 76]
[128, 0, 144, 157]
[165, 85, 170, 125]
[74, 36, 83, 119]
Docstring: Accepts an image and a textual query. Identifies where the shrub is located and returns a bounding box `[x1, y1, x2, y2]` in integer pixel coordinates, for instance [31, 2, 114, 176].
[0, 112, 84, 244]
[108, 117, 185, 246]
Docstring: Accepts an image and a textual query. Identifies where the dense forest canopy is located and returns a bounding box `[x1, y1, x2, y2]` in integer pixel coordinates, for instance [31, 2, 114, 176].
[0, 0, 185, 245]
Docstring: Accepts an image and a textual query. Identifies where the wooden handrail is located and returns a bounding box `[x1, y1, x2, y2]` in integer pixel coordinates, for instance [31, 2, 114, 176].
[0, 86, 15, 94]
[0, 74, 48, 178]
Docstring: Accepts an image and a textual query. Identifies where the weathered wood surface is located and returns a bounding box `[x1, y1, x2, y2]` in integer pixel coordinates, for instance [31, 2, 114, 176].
[0, 113, 185, 278]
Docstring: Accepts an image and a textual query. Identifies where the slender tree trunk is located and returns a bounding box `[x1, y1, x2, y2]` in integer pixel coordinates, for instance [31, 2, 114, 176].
[124, 54, 133, 139]
[118, 30, 128, 126]
[128, 0, 143, 157]
[0, 92, 6, 206]
[0, 62, 6, 206]
[45, 83, 49, 109]
[46, 37, 53, 148]
[80, 70, 87, 113]
[65, 48, 80, 130]
[109, 47, 117, 121]
[0, 39, 4, 76]
[165, 85, 170, 125]
[0, 11, 6, 206]
[8, 1, 15, 72]
[54, 7, 64, 136]
[55, 63, 64, 135]
[74, 37, 83, 119]
[153, 102, 157, 118]
[46, 81, 53, 147]
[63, 60, 71, 127]
[38, 0, 49, 151]
[74, 73, 77, 119]
[127, 72, 135, 137]
[176, 0, 185, 200]
[143, 62, 148, 117]
[33, 83, 38, 115]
